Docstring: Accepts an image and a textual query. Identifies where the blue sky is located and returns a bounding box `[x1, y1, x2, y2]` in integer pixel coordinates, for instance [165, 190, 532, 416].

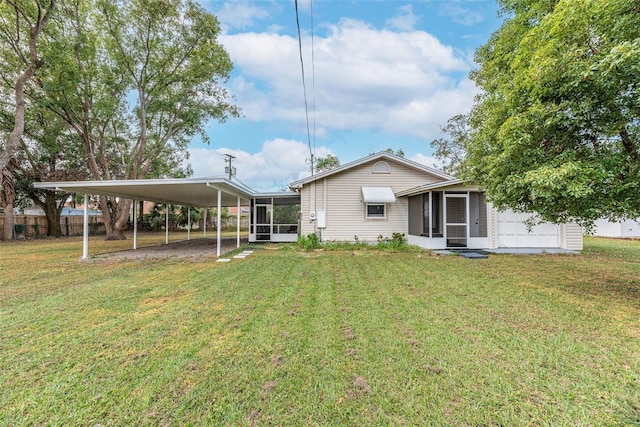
[190, 0, 502, 191]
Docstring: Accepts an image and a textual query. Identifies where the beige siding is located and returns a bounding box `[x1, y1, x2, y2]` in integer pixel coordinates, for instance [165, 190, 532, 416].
[300, 179, 327, 236]
[302, 160, 443, 242]
[563, 223, 584, 250]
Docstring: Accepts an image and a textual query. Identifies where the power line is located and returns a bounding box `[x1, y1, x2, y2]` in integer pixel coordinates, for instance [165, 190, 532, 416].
[294, 0, 314, 175]
[310, 0, 316, 156]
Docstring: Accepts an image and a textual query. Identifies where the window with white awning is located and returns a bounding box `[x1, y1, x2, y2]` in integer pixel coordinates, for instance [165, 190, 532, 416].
[362, 187, 395, 219]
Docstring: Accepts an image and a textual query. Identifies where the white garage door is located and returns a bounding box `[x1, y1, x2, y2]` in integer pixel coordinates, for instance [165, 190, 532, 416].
[496, 210, 560, 248]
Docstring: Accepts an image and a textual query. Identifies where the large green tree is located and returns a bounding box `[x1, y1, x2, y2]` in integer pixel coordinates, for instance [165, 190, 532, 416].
[42, 0, 238, 239]
[0, 0, 55, 240]
[464, 0, 640, 228]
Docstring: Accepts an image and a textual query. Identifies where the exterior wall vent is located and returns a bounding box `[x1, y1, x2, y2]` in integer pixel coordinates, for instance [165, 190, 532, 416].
[372, 161, 391, 174]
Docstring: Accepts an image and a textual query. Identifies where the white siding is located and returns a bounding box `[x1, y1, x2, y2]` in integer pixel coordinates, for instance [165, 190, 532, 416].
[594, 219, 640, 238]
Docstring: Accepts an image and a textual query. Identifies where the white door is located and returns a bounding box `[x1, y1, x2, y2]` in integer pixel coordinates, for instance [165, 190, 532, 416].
[496, 210, 560, 248]
[445, 195, 467, 248]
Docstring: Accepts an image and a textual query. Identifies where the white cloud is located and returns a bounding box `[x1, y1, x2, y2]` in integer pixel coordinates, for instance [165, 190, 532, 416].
[213, 1, 269, 31]
[385, 4, 420, 32]
[410, 153, 443, 171]
[439, 2, 485, 26]
[188, 139, 333, 192]
[220, 18, 475, 140]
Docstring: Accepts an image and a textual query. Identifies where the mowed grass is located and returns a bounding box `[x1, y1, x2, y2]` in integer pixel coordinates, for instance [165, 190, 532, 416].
[1, 236, 639, 426]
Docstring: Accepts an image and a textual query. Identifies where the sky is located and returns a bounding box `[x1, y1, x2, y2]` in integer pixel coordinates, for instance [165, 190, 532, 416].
[189, 0, 503, 192]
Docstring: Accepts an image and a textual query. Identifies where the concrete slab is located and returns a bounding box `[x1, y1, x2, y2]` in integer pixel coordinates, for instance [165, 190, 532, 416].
[460, 252, 488, 259]
[433, 248, 579, 256]
[484, 248, 580, 255]
[216, 258, 231, 263]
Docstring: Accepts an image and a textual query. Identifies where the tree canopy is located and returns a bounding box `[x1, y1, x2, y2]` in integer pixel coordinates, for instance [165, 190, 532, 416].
[315, 154, 340, 173]
[462, 0, 640, 228]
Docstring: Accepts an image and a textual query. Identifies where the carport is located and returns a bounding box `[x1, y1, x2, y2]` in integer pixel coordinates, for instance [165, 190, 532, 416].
[33, 177, 254, 259]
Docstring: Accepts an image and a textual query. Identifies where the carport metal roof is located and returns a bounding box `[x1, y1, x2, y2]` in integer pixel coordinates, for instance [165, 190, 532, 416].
[33, 176, 257, 207]
[32, 176, 300, 259]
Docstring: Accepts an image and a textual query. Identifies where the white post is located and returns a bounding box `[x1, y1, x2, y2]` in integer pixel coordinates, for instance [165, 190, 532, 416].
[187, 206, 191, 241]
[428, 192, 432, 239]
[237, 196, 241, 249]
[165, 203, 169, 244]
[203, 209, 207, 238]
[82, 194, 89, 259]
[216, 189, 222, 257]
[133, 200, 138, 250]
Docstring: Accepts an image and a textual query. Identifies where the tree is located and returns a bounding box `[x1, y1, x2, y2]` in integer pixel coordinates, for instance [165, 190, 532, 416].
[41, 0, 239, 239]
[0, 0, 55, 172]
[315, 154, 340, 173]
[463, 0, 640, 228]
[13, 107, 89, 236]
[0, 0, 56, 240]
[430, 114, 471, 176]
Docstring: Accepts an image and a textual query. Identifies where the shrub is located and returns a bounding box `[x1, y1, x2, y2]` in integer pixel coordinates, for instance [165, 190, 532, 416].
[376, 232, 408, 250]
[298, 233, 321, 250]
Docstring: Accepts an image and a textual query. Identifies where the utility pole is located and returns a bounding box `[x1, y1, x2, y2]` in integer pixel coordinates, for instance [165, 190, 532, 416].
[223, 153, 236, 179]
[306, 153, 315, 176]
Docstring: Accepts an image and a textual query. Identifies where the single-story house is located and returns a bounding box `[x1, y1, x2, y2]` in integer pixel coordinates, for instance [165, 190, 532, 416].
[33, 151, 582, 258]
[288, 152, 583, 251]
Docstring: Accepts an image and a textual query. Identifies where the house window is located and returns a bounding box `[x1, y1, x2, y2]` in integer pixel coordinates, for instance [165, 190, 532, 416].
[366, 203, 386, 218]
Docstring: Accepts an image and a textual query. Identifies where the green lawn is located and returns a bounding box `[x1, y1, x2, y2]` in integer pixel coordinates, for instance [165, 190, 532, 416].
[1, 236, 639, 426]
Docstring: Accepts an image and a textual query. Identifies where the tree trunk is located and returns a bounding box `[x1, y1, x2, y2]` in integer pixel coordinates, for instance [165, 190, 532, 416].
[100, 196, 131, 240]
[42, 192, 63, 237]
[1, 167, 16, 240]
[3, 204, 14, 241]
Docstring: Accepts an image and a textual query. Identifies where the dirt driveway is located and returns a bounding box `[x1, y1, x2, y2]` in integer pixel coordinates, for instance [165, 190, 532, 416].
[92, 237, 249, 261]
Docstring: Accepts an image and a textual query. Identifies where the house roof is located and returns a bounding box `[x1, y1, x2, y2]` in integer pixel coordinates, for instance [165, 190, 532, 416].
[288, 152, 455, 189]
[33, 176, 258, 208]
[396, 178, 483, 197]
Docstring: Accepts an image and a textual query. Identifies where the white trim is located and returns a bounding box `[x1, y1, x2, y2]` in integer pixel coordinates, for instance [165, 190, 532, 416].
[237, 196, 241, 249]
[82, 194, 89, 260]
[133, 200, 138, 250]
[217, 187, 222, 257]
[290, 152, 454, 189]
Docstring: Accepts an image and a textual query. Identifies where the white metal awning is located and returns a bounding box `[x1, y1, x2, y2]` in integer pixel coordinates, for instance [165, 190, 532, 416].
[361, 186, 396, 203]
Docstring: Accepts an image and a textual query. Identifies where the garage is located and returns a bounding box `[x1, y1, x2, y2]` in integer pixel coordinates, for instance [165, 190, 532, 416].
[496, 210, 561, 248]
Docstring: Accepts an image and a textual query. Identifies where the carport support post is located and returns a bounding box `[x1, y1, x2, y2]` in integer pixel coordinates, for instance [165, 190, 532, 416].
[187, 207, 191, 241]
[216, 189, 222, 257]
[82, 194, 89, 259]
[165, 203, 169, 244]
[237, 196, 241, 248]
[133, 200, 137, 250]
